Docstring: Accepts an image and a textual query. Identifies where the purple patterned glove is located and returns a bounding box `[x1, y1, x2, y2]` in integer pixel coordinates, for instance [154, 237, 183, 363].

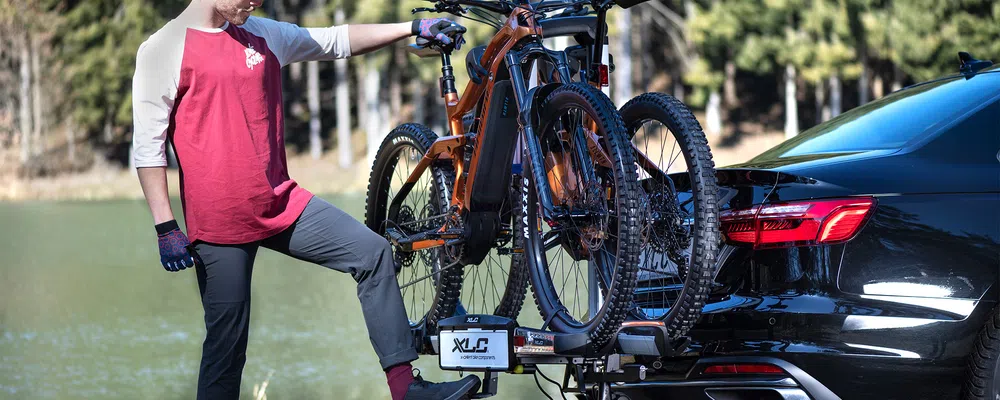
[412, 18, 467, 50]
[156, 220, 197, 272]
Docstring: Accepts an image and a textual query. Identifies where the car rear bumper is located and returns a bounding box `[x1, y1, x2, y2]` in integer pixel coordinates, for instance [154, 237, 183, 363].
[613, 356, 840, 400]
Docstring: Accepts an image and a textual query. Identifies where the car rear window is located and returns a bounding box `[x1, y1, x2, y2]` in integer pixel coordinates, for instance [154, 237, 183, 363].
[754, 71, 1000, 159]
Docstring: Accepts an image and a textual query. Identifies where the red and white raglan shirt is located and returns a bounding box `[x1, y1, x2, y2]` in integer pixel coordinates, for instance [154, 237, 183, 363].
[132, 17, 351, 244]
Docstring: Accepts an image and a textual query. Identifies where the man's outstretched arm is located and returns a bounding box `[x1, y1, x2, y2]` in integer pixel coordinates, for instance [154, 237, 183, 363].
[242, 17, 466, 66]
[347, 22, 413, 56]
[351, 19, 466, 56]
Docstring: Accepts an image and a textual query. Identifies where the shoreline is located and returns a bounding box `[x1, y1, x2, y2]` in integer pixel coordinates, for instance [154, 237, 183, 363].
[0, 130, 784, 202]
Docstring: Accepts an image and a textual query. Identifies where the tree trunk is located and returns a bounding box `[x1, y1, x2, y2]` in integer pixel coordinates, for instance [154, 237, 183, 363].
[307, 60, 321, 160]
[411, 79, 426, 126]
[103, 112, 113, 143]
[355, 63, 368, 130]
[723, 58, 738, 109]
[365, 60, 382, 166]
[639, 9, 652, 87]
[334, 9, 352, 169]
[673, 73, 685, 103]
[66, 117, 75, 163]
[706, 90, 722, 135]
[858, 54, 869, 105]
[829, 73, 842, 118]
[815, 81, 828, 124]
[784, 64, 799, 139]
[891, 64, 902, 92]
[290, 62, 302, 83]
[873, 73, 884, 99]
[613, 7, 632, 106]
[18, 35, 31, 165]
[19, 35, 32, 164]
[390, 46, 404, 126]
[31, 34, 43, 156]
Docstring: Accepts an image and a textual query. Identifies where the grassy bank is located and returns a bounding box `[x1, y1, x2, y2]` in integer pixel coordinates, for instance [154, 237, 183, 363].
[0, 127, 784, 202]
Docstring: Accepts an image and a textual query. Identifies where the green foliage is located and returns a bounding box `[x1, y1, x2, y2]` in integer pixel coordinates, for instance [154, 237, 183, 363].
[10, 0, 999, 166]
[867, 0, 998, 81]
[54, 0, 186, 143]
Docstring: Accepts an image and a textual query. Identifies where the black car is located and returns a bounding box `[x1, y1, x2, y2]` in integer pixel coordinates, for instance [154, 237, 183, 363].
[618, 63, 1000, 399]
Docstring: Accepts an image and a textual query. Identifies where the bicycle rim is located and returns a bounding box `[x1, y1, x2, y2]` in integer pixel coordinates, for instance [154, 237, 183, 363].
[631, 117, 694, 319]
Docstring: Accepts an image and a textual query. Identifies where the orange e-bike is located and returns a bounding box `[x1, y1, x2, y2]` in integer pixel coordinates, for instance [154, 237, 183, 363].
[364, 0, 643, 351]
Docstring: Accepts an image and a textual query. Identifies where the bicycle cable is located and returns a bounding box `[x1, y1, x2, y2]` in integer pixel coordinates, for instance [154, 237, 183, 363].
[470, 6, 504, 26]
[465, 7, 503, 29]
[536, 368, 567, 399]
[534, 372, 556, 400]
[398, 258, 464, 290]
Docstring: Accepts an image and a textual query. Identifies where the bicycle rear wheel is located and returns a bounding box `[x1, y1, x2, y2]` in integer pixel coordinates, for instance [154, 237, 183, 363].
[620, 93, 719, 339]
[364, 123, 461, 331]
[523, 82, 642, 348]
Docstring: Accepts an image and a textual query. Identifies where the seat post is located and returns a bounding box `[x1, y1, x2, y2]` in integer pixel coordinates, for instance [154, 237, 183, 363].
[440, 53, 457, 97]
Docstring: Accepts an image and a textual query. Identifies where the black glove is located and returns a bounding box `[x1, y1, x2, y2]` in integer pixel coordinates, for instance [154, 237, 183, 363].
[156, 220, 197, 272]
[412, 18, 467, 50]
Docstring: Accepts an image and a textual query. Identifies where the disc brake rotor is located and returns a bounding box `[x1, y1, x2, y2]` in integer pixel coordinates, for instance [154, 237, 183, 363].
[395, 205, 417, 268]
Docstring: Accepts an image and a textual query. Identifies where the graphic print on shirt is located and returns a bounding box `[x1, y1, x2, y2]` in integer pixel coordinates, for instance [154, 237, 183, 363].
[245, 43, 265, 70]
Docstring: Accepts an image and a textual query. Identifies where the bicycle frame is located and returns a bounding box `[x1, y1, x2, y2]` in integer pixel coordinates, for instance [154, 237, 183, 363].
[389, 3, 608, 253]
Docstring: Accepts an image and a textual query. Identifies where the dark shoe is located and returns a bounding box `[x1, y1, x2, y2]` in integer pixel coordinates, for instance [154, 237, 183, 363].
[403, 370, 481, 400]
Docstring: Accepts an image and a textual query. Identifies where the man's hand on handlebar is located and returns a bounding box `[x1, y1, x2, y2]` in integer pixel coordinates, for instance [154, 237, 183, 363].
[412, 18, 467, 50]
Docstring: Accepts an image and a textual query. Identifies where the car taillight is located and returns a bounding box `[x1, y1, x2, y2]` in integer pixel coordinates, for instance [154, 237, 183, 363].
[721, 197, 876, 249]
[703, 363, 785, 375]
[598, 64, 610, 87]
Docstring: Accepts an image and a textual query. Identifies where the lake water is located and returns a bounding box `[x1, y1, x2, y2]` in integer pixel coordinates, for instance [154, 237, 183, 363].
[0, 194, 560, 399]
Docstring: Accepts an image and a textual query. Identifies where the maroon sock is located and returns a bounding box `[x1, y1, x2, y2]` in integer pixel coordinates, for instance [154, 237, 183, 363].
[386, 362, 415, 400]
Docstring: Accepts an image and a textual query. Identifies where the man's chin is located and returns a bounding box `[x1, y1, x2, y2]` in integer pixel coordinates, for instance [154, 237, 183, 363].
[229, 15, 250, 25]
[221, 11, 251, 26]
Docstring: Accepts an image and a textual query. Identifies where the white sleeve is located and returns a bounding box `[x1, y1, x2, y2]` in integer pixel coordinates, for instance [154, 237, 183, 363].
[131, 37, 181, 168]
[243, 16, 352, 67]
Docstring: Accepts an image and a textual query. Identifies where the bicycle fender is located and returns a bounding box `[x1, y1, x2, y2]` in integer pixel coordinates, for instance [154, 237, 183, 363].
[520, 82, 563, 130]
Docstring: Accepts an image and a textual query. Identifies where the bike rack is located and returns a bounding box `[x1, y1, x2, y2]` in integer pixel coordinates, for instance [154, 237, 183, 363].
[422, 315, 692, 399]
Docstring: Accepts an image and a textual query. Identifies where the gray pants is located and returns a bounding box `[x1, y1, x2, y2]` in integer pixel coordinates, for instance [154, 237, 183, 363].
[192, 196, 417, 400]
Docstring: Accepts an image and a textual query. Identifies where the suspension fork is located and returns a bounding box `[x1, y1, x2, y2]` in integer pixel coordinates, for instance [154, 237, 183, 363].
[505, 44, 584, 221]
[507, 50, 556, 220]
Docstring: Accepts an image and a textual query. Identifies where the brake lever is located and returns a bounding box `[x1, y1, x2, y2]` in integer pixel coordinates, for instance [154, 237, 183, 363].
[412, 7, 436, 14]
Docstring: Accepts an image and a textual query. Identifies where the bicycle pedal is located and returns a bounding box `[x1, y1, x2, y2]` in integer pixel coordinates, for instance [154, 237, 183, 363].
[386, 227, 408, 246]
[387, 228, 435, 252]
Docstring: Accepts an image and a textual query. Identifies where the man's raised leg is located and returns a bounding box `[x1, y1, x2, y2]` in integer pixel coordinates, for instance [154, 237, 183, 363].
[261, 196, 480, 400]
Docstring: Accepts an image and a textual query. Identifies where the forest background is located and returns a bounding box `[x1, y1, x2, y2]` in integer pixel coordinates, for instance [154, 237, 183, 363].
[1, 0, 997, 200]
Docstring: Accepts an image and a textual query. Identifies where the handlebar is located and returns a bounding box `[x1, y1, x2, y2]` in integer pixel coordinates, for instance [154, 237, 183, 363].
[418, 0, 515, 16]
[415, 0, 601, 17]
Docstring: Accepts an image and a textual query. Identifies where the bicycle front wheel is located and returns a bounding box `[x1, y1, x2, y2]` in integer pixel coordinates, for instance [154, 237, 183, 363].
[523, 82, 642, 349]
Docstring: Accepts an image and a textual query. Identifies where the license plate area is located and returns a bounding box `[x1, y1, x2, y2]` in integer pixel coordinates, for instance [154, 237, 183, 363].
[439, 329, 512, 371]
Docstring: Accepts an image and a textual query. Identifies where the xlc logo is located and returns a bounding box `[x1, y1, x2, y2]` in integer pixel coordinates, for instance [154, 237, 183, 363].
[465, 316, 480, 323]
[245, 44, 264, 70]
[452, 338, 489, 353]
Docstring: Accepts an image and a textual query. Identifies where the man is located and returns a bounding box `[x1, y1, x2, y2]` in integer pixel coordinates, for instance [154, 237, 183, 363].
[131, 0, 475, 399]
